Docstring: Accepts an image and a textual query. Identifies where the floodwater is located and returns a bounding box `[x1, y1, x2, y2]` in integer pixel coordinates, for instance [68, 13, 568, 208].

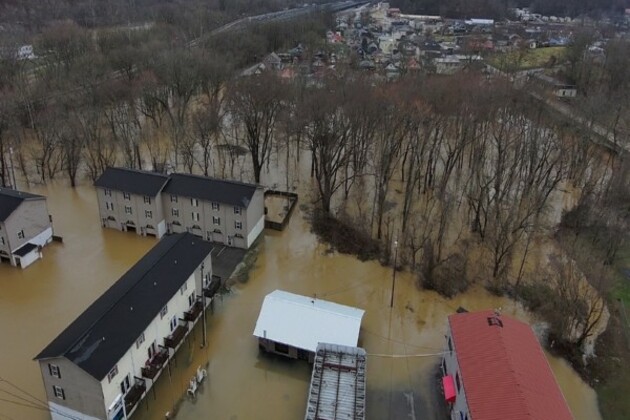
[0, 180, 601, 420]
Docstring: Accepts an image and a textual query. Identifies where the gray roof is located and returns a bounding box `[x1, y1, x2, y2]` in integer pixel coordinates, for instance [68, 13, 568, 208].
[35, 233, 213, 380]
[94, 167, 169, 197]
[0, 188, 45, 222]
[163, 173, 260, 208]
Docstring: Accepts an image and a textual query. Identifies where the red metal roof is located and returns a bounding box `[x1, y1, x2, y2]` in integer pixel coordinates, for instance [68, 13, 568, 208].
[448, 310, 573, 420]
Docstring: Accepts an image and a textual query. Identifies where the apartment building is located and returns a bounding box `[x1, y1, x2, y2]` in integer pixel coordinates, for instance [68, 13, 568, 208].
[94, 168, 265, 249]
[35, 233, 214, 420]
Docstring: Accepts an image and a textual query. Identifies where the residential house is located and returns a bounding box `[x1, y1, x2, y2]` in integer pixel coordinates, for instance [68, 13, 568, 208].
[263, 52, 282, 70]
[94, 168, 265, 249]
[253, 290, 365, 363]
[94, 167, 169, 238]
[532, 73, 577, 98]
[35, 233, 214, 420]
[441, 310, 573, 420]
[0, 188, 53, 268]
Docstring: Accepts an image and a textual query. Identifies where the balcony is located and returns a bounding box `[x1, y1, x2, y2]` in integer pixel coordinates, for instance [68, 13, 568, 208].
[124, 378, 146, 415]
[184, 300, 203, 322]
[165, 324, 188, 349]
[141, 349, 169, 380]
[203, 277, 221, 299]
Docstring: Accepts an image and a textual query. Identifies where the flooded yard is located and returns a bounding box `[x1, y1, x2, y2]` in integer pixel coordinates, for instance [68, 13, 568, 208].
[0, 180, 602, 420]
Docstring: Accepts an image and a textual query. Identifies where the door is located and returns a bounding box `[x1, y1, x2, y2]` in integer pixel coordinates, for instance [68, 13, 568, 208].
[170, 315, 177, 332]
[148, 341, 156, 360]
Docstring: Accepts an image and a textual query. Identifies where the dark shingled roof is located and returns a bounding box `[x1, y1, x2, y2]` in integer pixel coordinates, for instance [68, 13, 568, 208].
[13, 242, 38, 257]
[35, 233, 213, 380]
[0, 188, 45, 222]
[162, 173, 260, 208]
[94, 167, 169, 197]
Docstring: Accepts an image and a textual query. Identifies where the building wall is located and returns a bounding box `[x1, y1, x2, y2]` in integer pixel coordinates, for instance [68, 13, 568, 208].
[246, 189, 265, 247]
[0, 222, 10, 258]
[100, 272, 198, 411]
[38, 357, 106, 419]
[442, 325, 471, 420]
[3, 199, 51, 253]
[163, 192, 260, 249]
[96, 187, 165, 237]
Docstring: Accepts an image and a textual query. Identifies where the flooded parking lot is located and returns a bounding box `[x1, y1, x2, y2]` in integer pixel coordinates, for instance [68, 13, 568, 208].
[0, 181, 601, 420]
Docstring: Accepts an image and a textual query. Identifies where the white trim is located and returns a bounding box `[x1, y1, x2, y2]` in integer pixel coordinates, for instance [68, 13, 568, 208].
[247, 215, 264, 248]
[29, 226, 53, 247]
[157, 220, 166, 238]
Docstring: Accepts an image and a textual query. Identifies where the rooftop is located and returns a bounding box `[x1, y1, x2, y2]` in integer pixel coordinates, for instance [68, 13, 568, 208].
[0, 188, 45, 222]
[94, 167, 169, 197]
[35, 233, 213, 380]
[253, 290, 365, 353]
[449, 310, 573, 420]
[163, 173, 261, 208]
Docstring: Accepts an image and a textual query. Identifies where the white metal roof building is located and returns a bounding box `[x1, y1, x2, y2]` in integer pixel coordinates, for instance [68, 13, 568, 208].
[305, 343, 367, 420]
[253, 290, 365, 353]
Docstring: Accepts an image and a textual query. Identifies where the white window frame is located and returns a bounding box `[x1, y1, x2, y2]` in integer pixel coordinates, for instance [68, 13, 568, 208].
[123, 192, 131, 200]
[192, 212, 200, 222]
[235, 221, 242, 230]
[106, 201, 114, 211]
[180, 283, 187, 295]
[171, 195, 178, 203]
[234, 206, 241, 215]
[53, 385, 65, 400]
[212, 216, 221, 226]
[160, 305, 168, 319]
[172, 208, 179, 217]
[125, 206, 133, 215]
[145, 210, 152, 219]
[191, 198, 199, 207]
[104, 189, 112, 197]
[107, 365, 118, 383]
[212, 202, 220, 211]
[49, 364, 61, 378]
[143, 196, 151, 204]
[170, 315, 177, 332]
[136, 333, 145, 349]
[17, 230, 24, 239]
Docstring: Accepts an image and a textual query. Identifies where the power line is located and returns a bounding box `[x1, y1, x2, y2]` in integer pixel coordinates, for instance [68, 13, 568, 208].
[0, 377, 82, 420]
[367, 351, 447, 358]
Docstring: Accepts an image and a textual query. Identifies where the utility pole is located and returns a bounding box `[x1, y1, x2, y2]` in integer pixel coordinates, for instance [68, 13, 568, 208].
[390, 239, 398, 308]
[201, 262, 207, 348]
[9, 147, 17, 189]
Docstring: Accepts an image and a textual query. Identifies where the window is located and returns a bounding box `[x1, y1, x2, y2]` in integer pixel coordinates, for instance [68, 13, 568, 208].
[233, 206, 241, 215]
[170, 315, 177, 332]
[448, 337, 453, 353]
[211, 202, 220, 211]
[160, 305, 168, 319]
[52, 385, 65, 400]
[0, 237, 4, 245]
[48, 364, 61, 378]
[212, 216, 221, 226]
[171, 195, 178, 203]
[145, 210, 152, 219]
[274, 342, 289, 354]
[17, 230, 24, 239]
[172, 208, 179, 217]
[107, 365, 119, 383]
[234, 221, 242, 230]
[106, 201, 114, 211]
[192, 212, 200, 222]
[123, 192, 131, 200]
[125, 206, 132, 215]
[180, 283, 187, 295]
[136, 333, 145, 349]
[143, 196, 151, 204]
[104, 189, 112, 197]
[203, 273, 210, 288]
[191, 198, 199, 207]
[455, 372, 461, 393]
[188, 292, 195, 307]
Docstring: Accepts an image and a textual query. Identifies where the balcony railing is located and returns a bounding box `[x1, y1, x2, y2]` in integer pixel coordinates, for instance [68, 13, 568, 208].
[184, 300, 203, 322]
[165, 324, 188, 349]
[203, 277, 221, 299]
[141, 348, 169, 380]
[124, 378, 146, 414]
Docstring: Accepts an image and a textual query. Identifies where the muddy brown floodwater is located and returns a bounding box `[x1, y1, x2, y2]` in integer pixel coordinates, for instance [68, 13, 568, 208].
[0, 180, 601, 420]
